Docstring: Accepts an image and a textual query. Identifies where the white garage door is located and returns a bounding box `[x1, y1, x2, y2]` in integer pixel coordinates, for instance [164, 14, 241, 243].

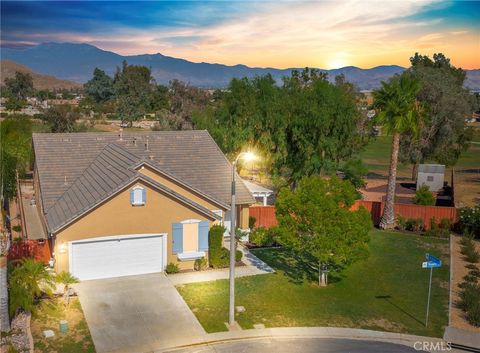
[70, 234, 166, 280]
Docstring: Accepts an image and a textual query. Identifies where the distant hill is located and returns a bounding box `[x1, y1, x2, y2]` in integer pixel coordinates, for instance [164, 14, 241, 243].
[1, 43, 479, 90]
[1, 60, 81, 91]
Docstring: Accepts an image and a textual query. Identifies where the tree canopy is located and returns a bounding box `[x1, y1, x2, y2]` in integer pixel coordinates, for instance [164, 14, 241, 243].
[275, 176, 372, 286]
[42, 104, 80, 133]
[84, 68, 115, 103]
[400, 53, 474, 171]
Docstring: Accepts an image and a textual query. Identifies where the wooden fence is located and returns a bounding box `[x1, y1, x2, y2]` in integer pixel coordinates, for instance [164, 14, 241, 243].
[250, 201, 457, 230]
[249, 205, 278, 228]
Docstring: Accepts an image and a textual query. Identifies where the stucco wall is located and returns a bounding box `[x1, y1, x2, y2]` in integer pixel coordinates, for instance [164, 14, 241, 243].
[54, 180, 215, 272]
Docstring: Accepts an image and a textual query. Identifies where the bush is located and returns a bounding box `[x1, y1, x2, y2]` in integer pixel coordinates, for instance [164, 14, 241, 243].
[249, 227, 279, 247]
[405, 218, 424, 232]
[414, 185, 436, 206]
[396, 215, 407, 231]
[461, 237, 480, 263]
[340, 159, 368, 189]
[194, 258, 208, 271]
[426, 217, 451, 237]
[458, 282, 480, 326]
[460, 206, 480, 238]
[249, 216, 256, 229]
[12, 225, 22, 233]
[236, 250, 243, 262]
[208, 225, 225, 268]
[165, 262, 179, 274]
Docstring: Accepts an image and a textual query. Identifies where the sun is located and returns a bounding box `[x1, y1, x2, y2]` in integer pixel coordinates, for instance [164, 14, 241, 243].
[326, 55, 349, 69]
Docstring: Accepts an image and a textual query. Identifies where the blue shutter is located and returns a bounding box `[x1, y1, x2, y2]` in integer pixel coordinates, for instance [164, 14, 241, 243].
[130, 189, 134, 205]
[172, 223, 183, 254]
[198, 221, 209, 251]
[142, 188, 146, 203]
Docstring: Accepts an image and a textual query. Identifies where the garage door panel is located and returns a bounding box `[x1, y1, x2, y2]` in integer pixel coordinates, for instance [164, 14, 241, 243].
[71, 235, 164, 280]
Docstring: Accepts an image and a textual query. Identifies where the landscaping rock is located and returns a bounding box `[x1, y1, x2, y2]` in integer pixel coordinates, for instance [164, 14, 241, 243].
[43, 329, 55, 338]
[0, 311, 32, 353]
[235, 306, 246, 313]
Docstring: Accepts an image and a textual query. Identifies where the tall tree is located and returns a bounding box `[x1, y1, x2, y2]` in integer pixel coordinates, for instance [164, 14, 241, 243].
[42, 104, 79, 133]
[4, 71, 34, 111]
[4, 71, 34, 101]
[114, 61, 153, 125]
[400, 53, 474, 179]
[84, 68, 114, 103]
[276, 176, 371, 286]
[373, 75, 422, 229]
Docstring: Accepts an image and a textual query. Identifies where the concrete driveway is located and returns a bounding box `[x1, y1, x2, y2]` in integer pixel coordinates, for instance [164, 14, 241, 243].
[75, 273, 205, 353]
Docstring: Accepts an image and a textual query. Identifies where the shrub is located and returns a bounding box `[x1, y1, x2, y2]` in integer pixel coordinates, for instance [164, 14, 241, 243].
[414, 185, 436, 206]
[208, 225, 225, 267]
[249, 216, 256, 229]
[12, 225, 22, 233]
[396, 215, 407, 231]
[461, 238, 480, 263]
[165, 262, 179, 274]
[249, 227, 279, 247]
[458, 282, 480, 326]
[194, 258, 208, 271]
[405, 218, 424, 233]
[235, 250, 243, 262]
[459, 206, 480, 238]
[426, 217, 451, 237]
[340, 159, 368, 189]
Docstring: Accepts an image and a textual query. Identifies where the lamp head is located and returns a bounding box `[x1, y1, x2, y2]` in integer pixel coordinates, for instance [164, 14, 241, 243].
[243, 151, 256, 162]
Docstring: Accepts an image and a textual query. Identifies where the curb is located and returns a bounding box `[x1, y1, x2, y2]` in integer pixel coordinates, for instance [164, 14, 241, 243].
[159, 327, 446, 352]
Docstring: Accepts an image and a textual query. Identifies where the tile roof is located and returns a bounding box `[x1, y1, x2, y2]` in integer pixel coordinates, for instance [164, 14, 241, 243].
[33, 130, 254, 233]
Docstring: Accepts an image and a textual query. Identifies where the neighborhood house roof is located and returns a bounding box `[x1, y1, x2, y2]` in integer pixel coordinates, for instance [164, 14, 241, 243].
[33, 130, 254, 233]
[242, 179, 273, 196]
[418, 164, 445, 174]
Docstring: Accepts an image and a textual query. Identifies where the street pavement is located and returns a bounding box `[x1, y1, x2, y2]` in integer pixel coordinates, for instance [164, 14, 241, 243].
[164, 337, 424, 353]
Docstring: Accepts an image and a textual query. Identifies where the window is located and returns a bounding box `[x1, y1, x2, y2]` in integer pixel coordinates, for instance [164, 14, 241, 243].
[130, 186, 146, 206]
[427, 176, 434, 182]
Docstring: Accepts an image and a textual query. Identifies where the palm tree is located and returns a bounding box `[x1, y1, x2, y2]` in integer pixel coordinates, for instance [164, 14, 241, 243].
[373, 75, 422, 229]
[56, 271, 79, 306]
[8, 258, 55, 316]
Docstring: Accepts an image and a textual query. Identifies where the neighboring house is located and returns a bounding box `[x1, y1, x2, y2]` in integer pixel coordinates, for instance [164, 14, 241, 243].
[417, 164, 445, 192]
[242, 179, 274, 206]
[32, 131, 254, 280]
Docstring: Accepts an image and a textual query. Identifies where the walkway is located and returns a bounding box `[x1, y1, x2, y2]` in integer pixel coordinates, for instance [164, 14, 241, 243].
[167, 242, 274, 285]
[19, 182, 46, 240]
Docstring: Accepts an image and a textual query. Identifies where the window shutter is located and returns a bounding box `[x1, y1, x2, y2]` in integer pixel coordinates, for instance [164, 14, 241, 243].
[198, 221, 209, 251]
[130, 189, 134, 204]
[172, 223, 183, 254]
[142, 188, 146, 203]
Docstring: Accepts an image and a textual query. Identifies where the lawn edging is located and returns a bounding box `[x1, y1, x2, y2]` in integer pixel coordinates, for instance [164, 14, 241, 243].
[163, 327, 447, 352]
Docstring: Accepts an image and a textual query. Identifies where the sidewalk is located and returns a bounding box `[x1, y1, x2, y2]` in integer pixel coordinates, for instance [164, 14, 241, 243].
[167, 243, 274, 285]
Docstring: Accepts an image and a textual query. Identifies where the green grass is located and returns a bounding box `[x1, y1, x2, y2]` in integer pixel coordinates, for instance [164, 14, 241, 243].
[177, 230, 449, 337]
[31, 297, 95, 353]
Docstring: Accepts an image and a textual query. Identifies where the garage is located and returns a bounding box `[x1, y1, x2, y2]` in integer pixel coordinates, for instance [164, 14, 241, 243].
[69, 234, 167, 280]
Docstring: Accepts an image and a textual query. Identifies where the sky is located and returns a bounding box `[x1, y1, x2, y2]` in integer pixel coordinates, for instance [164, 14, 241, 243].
[1, 1, 479, 69]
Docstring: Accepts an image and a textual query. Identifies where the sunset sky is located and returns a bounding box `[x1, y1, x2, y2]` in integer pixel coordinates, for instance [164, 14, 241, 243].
[1, 1, 479, 69]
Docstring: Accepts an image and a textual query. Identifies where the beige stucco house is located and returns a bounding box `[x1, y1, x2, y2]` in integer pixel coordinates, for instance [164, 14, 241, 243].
[32, 131, 254, 280]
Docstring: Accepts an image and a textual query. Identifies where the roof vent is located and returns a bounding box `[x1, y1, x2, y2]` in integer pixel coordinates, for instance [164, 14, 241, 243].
[133, 137, 137, 146]
[145, 137, 150, 151]
[64, 176, 67, 185]
[118, 129, 123, 141]
[149, 155, 154, 161]
[61, 138, 70, 142]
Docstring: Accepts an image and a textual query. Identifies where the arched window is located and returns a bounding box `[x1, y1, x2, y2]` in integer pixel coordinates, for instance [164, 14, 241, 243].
[130, 186, 146, 206]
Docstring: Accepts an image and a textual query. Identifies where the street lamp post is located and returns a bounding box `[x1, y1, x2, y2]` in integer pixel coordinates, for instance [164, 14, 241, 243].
[228, 151, 255, 327]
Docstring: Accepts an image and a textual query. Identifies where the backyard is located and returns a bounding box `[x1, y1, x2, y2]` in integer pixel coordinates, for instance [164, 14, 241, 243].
[177, 230, 450, 337]
[358, 132, 480, 206]
[30, 297, 95, 353]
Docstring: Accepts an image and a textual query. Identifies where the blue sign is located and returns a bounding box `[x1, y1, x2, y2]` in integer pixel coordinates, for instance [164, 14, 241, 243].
[422, 253, 442, 268]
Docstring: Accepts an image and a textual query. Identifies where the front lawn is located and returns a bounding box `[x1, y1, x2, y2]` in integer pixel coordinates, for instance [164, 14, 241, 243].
[31, 297, 95, 353]
[177, 230, 449, 337]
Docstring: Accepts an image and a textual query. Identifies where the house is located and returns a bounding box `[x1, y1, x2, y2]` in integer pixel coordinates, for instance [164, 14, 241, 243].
[32, 131, 254, 280]
[242, 179, 273, 206]
[417, 164, 445, 192]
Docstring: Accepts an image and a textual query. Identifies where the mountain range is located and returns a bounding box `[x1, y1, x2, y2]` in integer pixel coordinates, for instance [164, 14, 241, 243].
[1, 43, 479, 90]
[1, 60, 81, 91]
